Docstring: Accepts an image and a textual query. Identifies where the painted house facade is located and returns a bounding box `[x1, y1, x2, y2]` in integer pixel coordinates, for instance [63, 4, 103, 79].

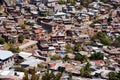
[0, 50, 14, 70]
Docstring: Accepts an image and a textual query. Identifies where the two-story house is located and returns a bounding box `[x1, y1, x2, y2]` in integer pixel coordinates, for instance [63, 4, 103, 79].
[0, 50, 14, 70]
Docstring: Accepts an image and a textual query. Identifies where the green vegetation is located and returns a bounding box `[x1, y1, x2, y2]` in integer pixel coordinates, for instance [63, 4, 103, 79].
[14, 67, 25, 72]
[42, 70, 62, 80]
[0, 12, 2, 16]
[75, 54, 88, 63]
[113, 36, 120, 48]
[22, 68, 39, 80]
[73, 44, 81, 52]
[90, 19, 103, 27]
[108, 71, 120, 80]
[8, 45, 20, 53]
[22, 70, 29, 80]
[26, 22, 35, 26]
[107, 16, 112, 23]
[38, 63, 44, 68]
[19, 24, 26, 29]
[30, 68, 39, 80]
[93, 32, 110, 45]
[67, 0, 75, 5]
[68, 73, 72, 80]
[80, 62, 91, 77]
[2, 21, 7, 27]
[101, 0, 109, 3]
[50, 54, 61, 60]
[58, 0, 66, 4]
[90, 52, 103, 60]
[3, 43, 20, 53]
[0, 37, 5, 44]
[80, 0, 93, 7]
[18, 34, 24, 43]
[62, 55, 70, 62]
[65, 44, 73, 53]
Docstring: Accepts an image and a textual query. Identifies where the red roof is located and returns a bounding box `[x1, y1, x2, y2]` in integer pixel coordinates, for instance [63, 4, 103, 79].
[50, 63, 56, 68]
[92, 60, 104, 65]
[34, 30, 42, 34]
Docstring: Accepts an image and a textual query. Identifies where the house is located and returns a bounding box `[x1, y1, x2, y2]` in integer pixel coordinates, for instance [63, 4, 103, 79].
[104, 48, 120, 57]
[0, 70, 24, 79]
[54, 12, 67, 19]
[0, 50, 14, 70]
[42, 0, 58, 5]
[20, 59, 43, 68]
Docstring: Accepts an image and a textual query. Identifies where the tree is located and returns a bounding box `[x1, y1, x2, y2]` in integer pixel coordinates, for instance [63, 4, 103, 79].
[38, 63, 44, 68]
[0, 37, 5, 44]
[62, 55, 70, 62]
[2, 21, 7, 27]
[73, 44, 81, 52]
[75, 54, 88, 63]
[65, 44, 73, 53]
[22, 68, 39, 80]
[93, 32, 110, 45]
[14, 67, 25, 72]
[18, 34, 24, 43]
[31, 68, 39, 80]
[50, 54, 61, 60]
[54, 72, 62, 80]
[22, 70, 29, 80]
[107, 16, 112, 23]
[80, 63, 91, 77]
[80, 0, 93, 7]
[26, 22, 34, 26]
[41, 70, 62, 80]
[42, 70, 54, 80]
[113, 36, 120, 48]
[101, 0, 108, 3]
[58, 0, 65, 4]
[68, 73, 72, 80]
[90, 52, 103, 60]
[19, 24, 26, 29]
[108, 72, 120, 80]
[67, 0, 75, 5]
[8, 46, 20, 53]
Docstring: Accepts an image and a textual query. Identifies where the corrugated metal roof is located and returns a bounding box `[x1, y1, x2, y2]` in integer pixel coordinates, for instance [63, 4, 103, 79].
[0, 50, 14, 60]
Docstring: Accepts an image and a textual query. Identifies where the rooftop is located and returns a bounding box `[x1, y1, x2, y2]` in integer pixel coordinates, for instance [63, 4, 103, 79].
[0, 50, 13, 60]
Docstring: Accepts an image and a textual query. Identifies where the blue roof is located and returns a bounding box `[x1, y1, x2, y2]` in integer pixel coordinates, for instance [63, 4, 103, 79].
[61, 51, 65, 55]
[0, 50, 14, 60]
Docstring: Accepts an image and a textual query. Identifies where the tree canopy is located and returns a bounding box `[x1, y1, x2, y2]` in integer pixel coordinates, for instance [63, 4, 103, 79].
[8, 45, 20, 53]
[113, 36, 120, 48]
[18, 34, 24, 43]
[73, 44, 81, 52]
[80, 62, 91, 77]
[62, 55, 70, 62]
[65, 44, 73, 53]
[0, 37, 5, 44]
[80, 0, 93, 7]
[22, 70, 29, 80]
[90, 52, 103, 60]
[58, 0, 65, 4]
[67, 0, 75, 5]
[108, 71, 120, 80]
[42, 70, 62, 80]
[101, 0, 109, 3]
[75, 54, 88, 63]
[22, 68, 39, 80]
[93, 32, 110, 45]
[19, 24, 26, 29]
